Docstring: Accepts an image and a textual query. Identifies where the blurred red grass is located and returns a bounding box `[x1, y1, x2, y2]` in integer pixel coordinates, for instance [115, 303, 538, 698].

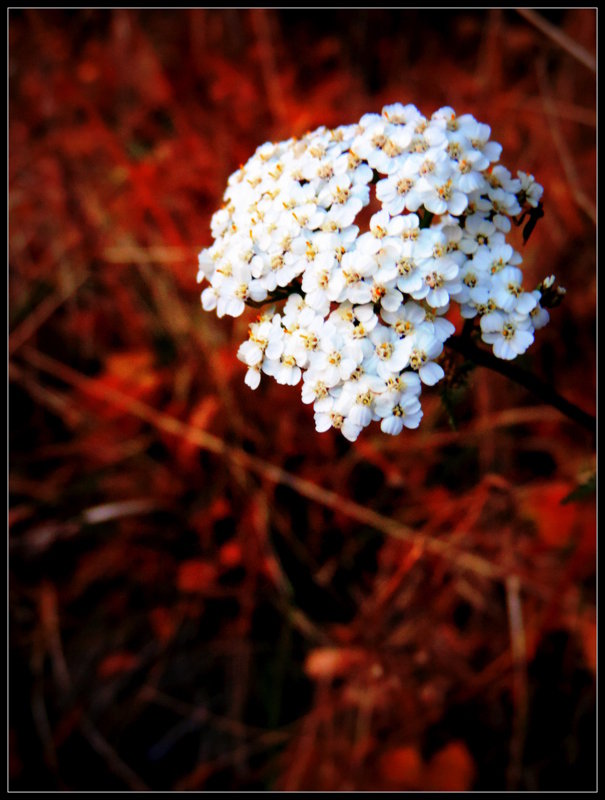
[9, 8, 595, 792]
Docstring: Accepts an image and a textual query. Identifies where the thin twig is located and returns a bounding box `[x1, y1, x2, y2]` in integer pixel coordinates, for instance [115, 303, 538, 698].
[9, 361, 85, 429]
[30, 630, 60, 777]
[78, 715, 149, 791]
[140, 686, 293, 741]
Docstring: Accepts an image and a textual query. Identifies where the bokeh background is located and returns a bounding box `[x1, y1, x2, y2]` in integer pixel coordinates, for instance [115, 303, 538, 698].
[9, 9, 596, 791]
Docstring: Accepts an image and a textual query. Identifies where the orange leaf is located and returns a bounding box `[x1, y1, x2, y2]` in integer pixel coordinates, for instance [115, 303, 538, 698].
[98, 651, 139, 678]
[219, 541, 242, 569]
[176, 396, 220, 469]
[177, 559, 217, 593]
[377, 745, 423, 788]
[149, 607, 176, 644]
[175, 763, 215, 791]
[425, 741, 475, 791]
[521, 482, 578, 547]
[304, 647, 366, 680]
[78, 349, 161, 424]
[104, 350, 153, 380]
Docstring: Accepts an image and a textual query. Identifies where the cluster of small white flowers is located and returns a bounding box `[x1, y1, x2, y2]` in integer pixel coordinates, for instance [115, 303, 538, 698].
[197, 103, 550, 441]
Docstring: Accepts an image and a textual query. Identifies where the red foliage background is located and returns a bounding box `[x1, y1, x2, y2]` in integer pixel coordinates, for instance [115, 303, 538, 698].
[9, 9, 596, 791]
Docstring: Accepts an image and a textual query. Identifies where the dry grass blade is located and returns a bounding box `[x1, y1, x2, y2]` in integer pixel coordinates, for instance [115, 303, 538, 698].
[102, 246, 193, 265]
[506, 575, 528, 790]
[9, 272, 89, 355]
[32, 583, 150, 791]
[535, 57, 596, 224]
[516, 8, 596, 72]
[251, 10, 287, 129]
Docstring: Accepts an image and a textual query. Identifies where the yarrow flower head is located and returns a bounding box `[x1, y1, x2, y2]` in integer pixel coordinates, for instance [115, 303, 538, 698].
[197, 103, 553, 442]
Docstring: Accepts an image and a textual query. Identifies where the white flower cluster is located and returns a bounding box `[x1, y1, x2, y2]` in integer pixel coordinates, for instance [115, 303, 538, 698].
[197, 103, 549, 441]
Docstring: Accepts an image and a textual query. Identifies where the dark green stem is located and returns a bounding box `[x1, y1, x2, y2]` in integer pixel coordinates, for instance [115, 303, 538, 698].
[446, 334, 595, 434]
[246, 286, 298, 308]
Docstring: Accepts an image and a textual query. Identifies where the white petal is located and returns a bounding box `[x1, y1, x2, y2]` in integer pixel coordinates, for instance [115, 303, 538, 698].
[427, 287, 450, 308]
[381, 416, 404, 436]
[493, 339, 517, 360]
[515, 293, 538, 315]
[403, 411, 423, 429]
[244, 368, 261, 390]
[341, 419, 362, 442]
[514, 330, 534, 352]
[419, 361, 444, 386]
[314, 413, 333, 433]
[349, 405, 372, 427]
[447, 191, 468, 216]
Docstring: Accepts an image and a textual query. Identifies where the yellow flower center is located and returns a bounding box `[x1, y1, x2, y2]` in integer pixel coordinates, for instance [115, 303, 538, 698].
[371, 285, 386, 302]
[376, 342, 393, 360]
[437, 180, 453, 200]
[317, 270, 330, 288]
[306, 241, 318, 261]
[502, 324, 516, 340]
[356, 390, 373, 406]
[334, 186, 350, 204]
[409, 350, 427, 370]
[318, 164, 334, 180]
[397, 257, 414, 276]
[268, 163, 283, 180]
[383, 139, 402, 158]
[314, 382, 328, 399]
[425, 272, 443, 289]
[395, 320, 413, 336]
[343, 270, 361, 286]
